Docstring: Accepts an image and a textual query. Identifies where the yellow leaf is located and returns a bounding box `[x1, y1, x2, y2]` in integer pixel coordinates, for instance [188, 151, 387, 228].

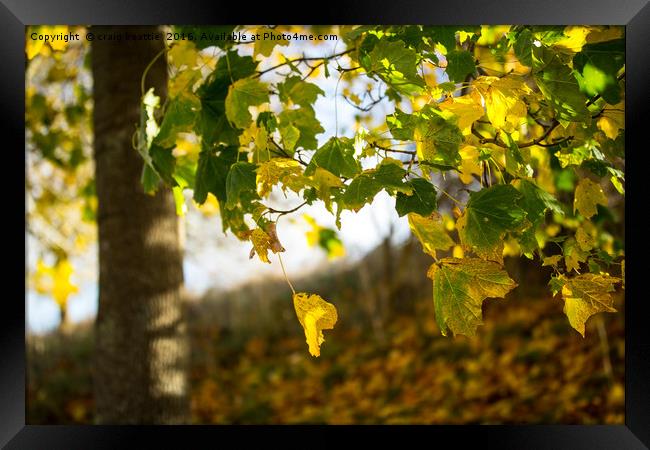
[586, 26, 624, 44]
[408, 213, 454, 258]
[168, 41, 199, 68]
[472, 76, 530, 132]
[553, 26, 591, 54]
[575, 221, 596, 251]
[458, 145, 482, 184]
[564, 237, 588, 273]
[559, 273, 619, 337]
[439, 97, 485, 133]
[597, 103, 625, 140]
[542, 255, 562, 267]
[168, 69, 202, 99]
[574, 178, 607, 218]
[44, 26, 69, 52]
[293, 293, 338, 357]
[26, 38, 45, 60]
[307, 168, 344, 211]
[452, 245, 464, 259]
[255, 158, 305, 197]
[247, 226, 285, 263]
[195, 192, 220, 216]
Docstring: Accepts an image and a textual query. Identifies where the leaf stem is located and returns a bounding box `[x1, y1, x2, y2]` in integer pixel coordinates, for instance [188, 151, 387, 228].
[278, 253, 295, 295]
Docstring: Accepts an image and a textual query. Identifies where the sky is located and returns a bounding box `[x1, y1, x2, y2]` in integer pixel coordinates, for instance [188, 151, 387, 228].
[27, 28, 449, 334]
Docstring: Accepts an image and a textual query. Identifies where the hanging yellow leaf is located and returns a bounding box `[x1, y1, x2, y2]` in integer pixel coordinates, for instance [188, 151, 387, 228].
[293, 293, 338, 357]
[574, 178, 607, 218]
[558, 273, 619, 336]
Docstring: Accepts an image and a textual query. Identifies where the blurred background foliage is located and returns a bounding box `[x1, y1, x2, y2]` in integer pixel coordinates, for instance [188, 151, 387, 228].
[28, 240, 624, 424]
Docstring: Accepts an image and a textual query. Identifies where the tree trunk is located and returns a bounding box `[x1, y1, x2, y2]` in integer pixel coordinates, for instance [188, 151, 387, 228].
[92, 26, 189, 424]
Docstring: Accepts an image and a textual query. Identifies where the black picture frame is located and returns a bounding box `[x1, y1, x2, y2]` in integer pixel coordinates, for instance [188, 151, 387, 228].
[6, 0, 649, 448]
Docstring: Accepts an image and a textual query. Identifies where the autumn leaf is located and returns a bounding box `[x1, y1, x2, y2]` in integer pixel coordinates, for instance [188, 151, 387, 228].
[427, 258, 517, 336]
[293, 293, 338, 357]
[457, 185, 526, 262]
[255, 158, 306, 198]
[408, 213, 454, 258]
[246, 225, 285, 263]
[439, 97, 485, 134]
[471, 75, 531, 132]
[225, 78, 269, 129]
[574, 178, 607, 218]
[557, 273, 619, 336]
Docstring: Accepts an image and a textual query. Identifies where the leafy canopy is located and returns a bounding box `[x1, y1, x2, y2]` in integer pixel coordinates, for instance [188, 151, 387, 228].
[132, 25, 625, 354]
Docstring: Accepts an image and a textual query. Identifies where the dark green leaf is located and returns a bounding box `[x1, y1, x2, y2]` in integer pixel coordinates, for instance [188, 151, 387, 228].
[395, 178, 437, 217]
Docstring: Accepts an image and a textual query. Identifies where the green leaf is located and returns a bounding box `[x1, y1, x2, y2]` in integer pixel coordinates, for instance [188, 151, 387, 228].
[305, 137, 361, 179]
[428, 257, 517, 336]
[395, 178, 437, 217]
[342, 158, 409, 210]
[225, 161, 259, 209]
[279, 123, 300, 154]
[154, 96, 199, 147]
[150, 144, 177, 187]
[193, 145, 238, 204]
[198, 51, 257, 145]
[387, 108, 418, 140]
[369, 38, 419, 81]
[457, 185, 526, 262]
[421, 26, 458, 52]
[368, 38, 424, 94]
[278, 76, 325, 106]
[225, 78, 269, 129]
[503, 133, 532, 178]
[416, 109, 463, 168]
[141, 164, 161, 194]
[515, 179, 563, 227]
[445, 50, 475, 82]
[512, 28, 533, 67]
[573, 39, 624, 104]
[533, 48, 590, 123]
[278, 107, 324, 150]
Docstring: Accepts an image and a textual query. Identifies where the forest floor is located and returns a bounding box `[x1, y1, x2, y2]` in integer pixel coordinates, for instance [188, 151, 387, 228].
[27, 287, 625, 424]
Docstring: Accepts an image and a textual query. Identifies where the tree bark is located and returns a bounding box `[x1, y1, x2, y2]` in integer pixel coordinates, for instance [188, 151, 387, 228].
[92, 26, 189, 424]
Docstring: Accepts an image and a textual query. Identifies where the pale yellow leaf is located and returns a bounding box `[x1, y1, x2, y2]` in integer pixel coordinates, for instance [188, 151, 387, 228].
[293, 293, 338, 357]
[574, 178, 607, 218]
